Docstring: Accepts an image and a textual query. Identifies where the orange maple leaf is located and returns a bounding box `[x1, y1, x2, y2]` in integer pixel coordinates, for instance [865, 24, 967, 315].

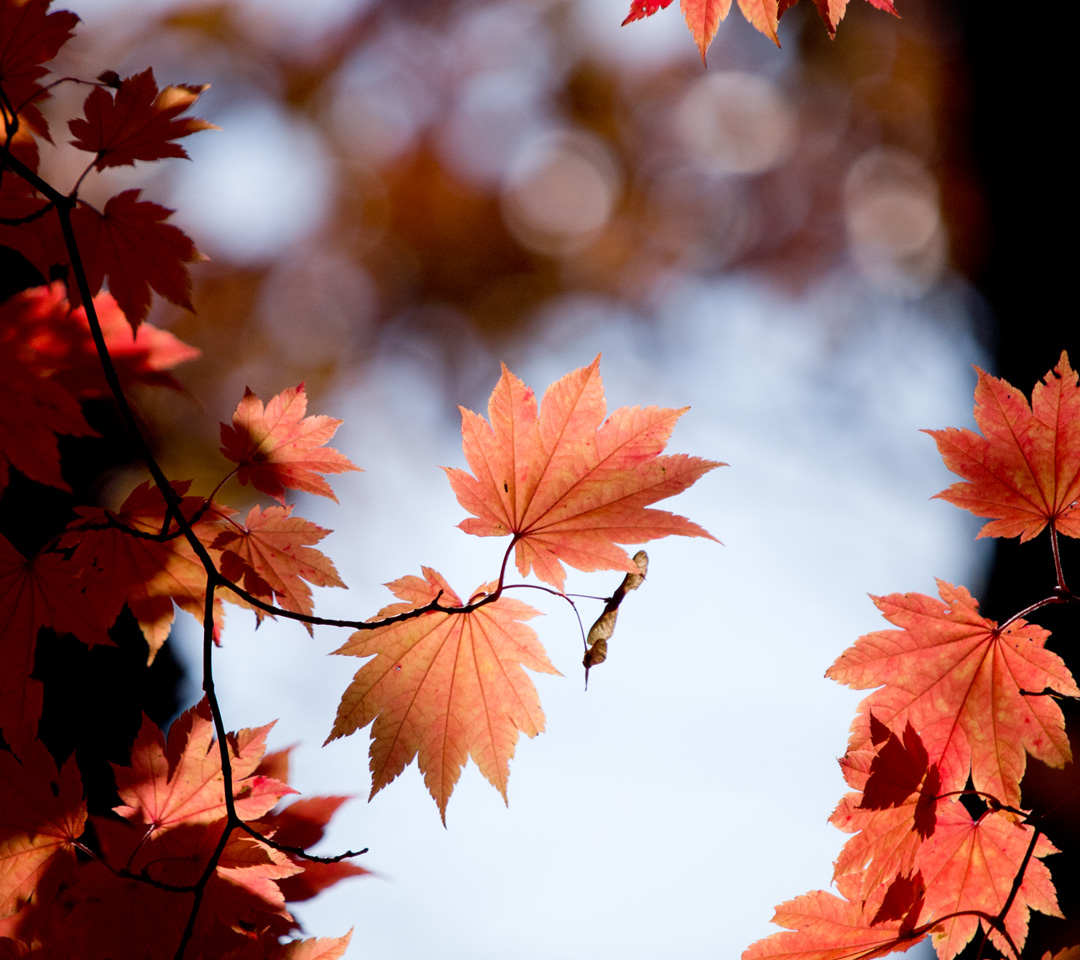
[741, 882, 927, 960]
[927, 352, 1080, 542]
[444, 356, 721, 591]
[622, 0, 895, 56]
[214, 504, 345, 631]
[112, 699, 295, 833]
[219, 384, 361, 504]
[64, 820, 298, 959]
[831, 721, 942, 900]
[59, 480, 234, 660]
[68, 68, 215, 169]
[0, 740, 86, 920]
[914, 806, 1061, 960]
[326, 568, 560, 822]
[826, 580, 1079, 809]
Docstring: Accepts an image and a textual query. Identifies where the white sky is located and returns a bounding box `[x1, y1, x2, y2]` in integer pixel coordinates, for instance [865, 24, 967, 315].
[171, 269, 988, 959]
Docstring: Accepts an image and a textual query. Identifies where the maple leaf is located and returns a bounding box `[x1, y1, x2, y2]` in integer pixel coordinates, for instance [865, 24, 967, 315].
[68, 68, 215, 169]
[0, 535, 115, 750]
[830, 724, 943, 900]
[63, 821, 298, 959]
[251, 750, 369, 900]
[927, 352, 1080, 541]
[69, 188, 205, 331]
[273, 934, 353, 960]
[259, 796, 369, 901]
[0, 740, 85, 920]
[622, 0, 896, 56]
[213, 504, 345, 632]
[326, 568, 560, 822]
[0, 354, 96, 495]
[219, 384, 360, 504]
[0, 0, 79, 140]
[915, 806, 1061, 960]
[444, 357, 720, 591]
[826, 580, 1078, 808]
[1, 283, 200, 396]
[777, 0, 897, 38]
[112, 699, 295, 832]
[741, 882, 927, 960]
[59, 480, 234, 660]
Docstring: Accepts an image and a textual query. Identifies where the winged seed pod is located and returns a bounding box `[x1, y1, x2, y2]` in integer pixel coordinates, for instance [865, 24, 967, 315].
[583, 550, 648, 688]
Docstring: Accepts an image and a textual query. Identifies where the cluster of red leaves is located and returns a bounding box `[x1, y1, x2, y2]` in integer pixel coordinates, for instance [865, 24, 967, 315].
[0, 701, 359, 959]
[743, 354, 1080, 960]
[621, 0, 898, 60]
[2, 6, 372, 949]
[0, 0, 209, 332]
[0, 362, 362, 956]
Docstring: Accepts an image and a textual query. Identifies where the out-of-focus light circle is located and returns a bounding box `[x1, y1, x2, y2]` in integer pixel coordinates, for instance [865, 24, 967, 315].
[435, 73, 547, 186]
[258, 254, 377, 367]
[844, 147, 945, 295]
[500, 130, 620, 255]
[169, 102, 332, 262]
[330, 25, 448, 168]
[675, 72, 796, 175]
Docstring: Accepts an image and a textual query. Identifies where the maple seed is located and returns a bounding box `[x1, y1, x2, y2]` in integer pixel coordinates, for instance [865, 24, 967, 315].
[583, 550, 648, 689]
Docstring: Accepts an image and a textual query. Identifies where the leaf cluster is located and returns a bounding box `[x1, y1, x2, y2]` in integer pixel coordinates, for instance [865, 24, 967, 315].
[744, 355, 1080, 960]
[0, 3, 721, 954]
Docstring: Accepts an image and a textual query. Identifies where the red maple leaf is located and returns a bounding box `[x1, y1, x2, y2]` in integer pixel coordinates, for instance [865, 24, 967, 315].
[826, 580, 1079, 809]
[0, 352, 95, 495]
[326, 568, 560, 821]
[0, 740, 85, 921]
[621, 0, 896, 57]
[272, 935, 353, 960]
[61, 820, 298, 959]
[69, 188, 204, 331]
[0, 0, 79, 139]
[0, 535, 115, 750]
[260, 796, 369, 901]
[927, 352, 1080, 541]
[219, 384, 360, 503]
[0, 282, 200, 396]
[213, 504, 345, 631]
[252, 750, 369, 901]
[444, 357, 720, 591]
[59, 480, 234, 659]
[68, 68, 215, 169]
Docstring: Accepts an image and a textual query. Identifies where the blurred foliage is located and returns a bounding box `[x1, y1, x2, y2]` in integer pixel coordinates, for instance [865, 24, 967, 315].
[43, 0, 980, 493]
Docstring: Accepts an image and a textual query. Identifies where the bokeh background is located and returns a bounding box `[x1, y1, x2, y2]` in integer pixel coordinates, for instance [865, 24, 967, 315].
[35, 0, 1078, 956]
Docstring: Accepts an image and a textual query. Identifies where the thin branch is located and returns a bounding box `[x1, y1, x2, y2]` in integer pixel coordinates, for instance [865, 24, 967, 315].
[997, 593, 1070, 633]
[235, 820, 368, 863]
[1050, 525, 1068, 593]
